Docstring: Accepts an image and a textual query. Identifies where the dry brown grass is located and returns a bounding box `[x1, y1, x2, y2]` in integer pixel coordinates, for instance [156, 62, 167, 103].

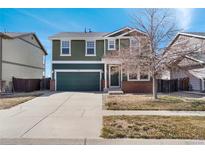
[101, 115, 205, 139]
[105, 95, 205, 111]
[0, 96, 38, 109]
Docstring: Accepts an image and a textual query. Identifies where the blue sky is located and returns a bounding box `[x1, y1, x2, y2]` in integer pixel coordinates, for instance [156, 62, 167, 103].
[0, 8, 204, 77]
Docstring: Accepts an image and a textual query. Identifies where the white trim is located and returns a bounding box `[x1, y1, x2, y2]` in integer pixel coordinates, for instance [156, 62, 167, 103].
[60, 40, 71, 56]
[85, 40, 96, 56]
[54, 69, 102, 91]
[118, 29, 148, 37]
[109, 65, 121, 88]
[107, 39, 116, 50]
[52, 61, 104, 64]
[185, 55, 205, 64]
[104, 63, 107, 90]
[55, 69, 102, 73]
[119, 39, 121, 51]
[179, 32, 205, 40]
[167, 32, 205, 49]
[104, 27, 132, 37]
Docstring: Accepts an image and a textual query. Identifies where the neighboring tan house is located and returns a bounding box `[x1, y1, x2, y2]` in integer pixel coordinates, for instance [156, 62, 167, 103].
[49, 27, 152, 93]
[162, 32, 205, 91]
[0, 32, 47, 92]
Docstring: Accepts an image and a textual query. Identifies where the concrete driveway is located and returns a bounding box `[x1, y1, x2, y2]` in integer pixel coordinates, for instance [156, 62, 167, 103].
[0, 92, 102, 139]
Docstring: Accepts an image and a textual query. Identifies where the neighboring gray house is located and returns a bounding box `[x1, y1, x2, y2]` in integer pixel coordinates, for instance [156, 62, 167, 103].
[162, 32, 205, 91]
[0, 32, 47, 92]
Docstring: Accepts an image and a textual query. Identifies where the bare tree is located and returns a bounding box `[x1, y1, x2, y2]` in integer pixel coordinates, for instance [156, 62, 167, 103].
[104, 9, 205, 99]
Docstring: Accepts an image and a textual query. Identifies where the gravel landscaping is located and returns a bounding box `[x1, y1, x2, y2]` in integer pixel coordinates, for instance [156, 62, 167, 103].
[101, 115, 205, 139]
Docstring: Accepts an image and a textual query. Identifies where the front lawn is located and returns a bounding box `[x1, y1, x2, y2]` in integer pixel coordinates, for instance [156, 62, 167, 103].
[0, 95, 40, 109]
[105, 95, 205, 111]
[101, 115, 205, 139]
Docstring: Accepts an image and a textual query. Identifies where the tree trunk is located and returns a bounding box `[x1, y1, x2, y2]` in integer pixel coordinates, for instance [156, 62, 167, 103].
[152, 75, 158, 99]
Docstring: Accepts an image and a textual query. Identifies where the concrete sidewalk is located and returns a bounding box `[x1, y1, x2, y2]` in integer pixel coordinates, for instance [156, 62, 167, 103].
[103, 110, 205, 116]
[0, 138, 205, 145]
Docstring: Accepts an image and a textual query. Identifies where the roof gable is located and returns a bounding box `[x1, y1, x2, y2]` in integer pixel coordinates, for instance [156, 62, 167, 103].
[103, 26, 132, 37]
[0, 32, 47, 55]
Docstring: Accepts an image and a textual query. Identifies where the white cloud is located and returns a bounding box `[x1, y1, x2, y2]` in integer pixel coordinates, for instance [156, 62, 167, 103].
[14, 9, 82, 31]
[175, 8, 194, 31]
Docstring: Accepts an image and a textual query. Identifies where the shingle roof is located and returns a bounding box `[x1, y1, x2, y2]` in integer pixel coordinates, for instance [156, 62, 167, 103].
[49, 32, 109, 39]
[0, 32, 34, 38]
[182, 32, 205, 37]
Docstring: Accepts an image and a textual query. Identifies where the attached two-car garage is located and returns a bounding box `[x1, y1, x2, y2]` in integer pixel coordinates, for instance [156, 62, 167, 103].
[55, 70, 102, 91]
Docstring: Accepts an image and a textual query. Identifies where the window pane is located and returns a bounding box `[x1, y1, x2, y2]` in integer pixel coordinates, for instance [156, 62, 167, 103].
[129, 73, 138, 80]
[87, 48, 94, 55]
[140, 74, 149, 80]
[62, 41, 69, 48]
[109, 44, 115, 49]
[108, 40, 115, 49]
[140, 68, 149, 80]
[87, 41, 94, 48]
[62, 48, 69, 54]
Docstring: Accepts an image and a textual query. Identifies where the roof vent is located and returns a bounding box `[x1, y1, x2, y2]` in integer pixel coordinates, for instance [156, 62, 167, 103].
[88, 28, 92, 33]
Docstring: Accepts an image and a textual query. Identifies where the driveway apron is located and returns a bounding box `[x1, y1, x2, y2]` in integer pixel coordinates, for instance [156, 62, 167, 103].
[0, 92, 102, 139]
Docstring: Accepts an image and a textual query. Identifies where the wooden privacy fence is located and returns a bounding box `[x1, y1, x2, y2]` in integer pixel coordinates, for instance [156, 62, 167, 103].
[158, 77, 189, 93]
[12, 77, 50, 92]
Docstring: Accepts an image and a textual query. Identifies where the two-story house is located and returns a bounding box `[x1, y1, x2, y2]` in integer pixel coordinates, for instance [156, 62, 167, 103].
[49, 27, 152, 93]
[0, 32, 47, 92]
[162, 32, 205, 92]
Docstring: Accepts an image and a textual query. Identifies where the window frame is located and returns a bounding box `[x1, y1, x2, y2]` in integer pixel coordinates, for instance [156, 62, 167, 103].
[107, 39, 116, 50]
[127, 66, 150, 81]
[60, 40, 71, 56]
[85, 40, 96, 56]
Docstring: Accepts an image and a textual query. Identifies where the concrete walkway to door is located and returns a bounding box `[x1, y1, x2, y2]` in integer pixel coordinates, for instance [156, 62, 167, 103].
[0, 92, 102, 139]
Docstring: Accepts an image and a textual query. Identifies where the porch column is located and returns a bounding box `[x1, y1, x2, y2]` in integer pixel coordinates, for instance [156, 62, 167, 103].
[119, 39, 121, 52]
[104, 63, 108, 91]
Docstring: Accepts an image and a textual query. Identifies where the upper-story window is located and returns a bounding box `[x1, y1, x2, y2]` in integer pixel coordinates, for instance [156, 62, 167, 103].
[108, 39, 116, 50]
[61, 40, 71, 56]
[130, 38, 140, 51]
[86, 40, 96, 56]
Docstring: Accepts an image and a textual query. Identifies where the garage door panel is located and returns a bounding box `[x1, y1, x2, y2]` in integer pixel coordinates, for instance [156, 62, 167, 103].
[57, 72, 100, 91]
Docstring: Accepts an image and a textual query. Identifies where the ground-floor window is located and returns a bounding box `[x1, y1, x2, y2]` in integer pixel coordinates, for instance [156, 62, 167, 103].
[128, 66, 150, 81]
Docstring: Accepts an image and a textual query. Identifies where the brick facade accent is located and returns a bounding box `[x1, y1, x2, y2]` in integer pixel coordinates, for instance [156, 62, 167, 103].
[122, 81, 152, 93]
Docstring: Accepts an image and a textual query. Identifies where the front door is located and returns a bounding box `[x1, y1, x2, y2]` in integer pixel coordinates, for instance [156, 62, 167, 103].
[109, 65, 120, 87]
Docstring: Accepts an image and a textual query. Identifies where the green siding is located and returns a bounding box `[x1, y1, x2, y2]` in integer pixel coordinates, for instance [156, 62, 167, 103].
[56, 72, 100, 91]
[52, 40, 104, 61]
